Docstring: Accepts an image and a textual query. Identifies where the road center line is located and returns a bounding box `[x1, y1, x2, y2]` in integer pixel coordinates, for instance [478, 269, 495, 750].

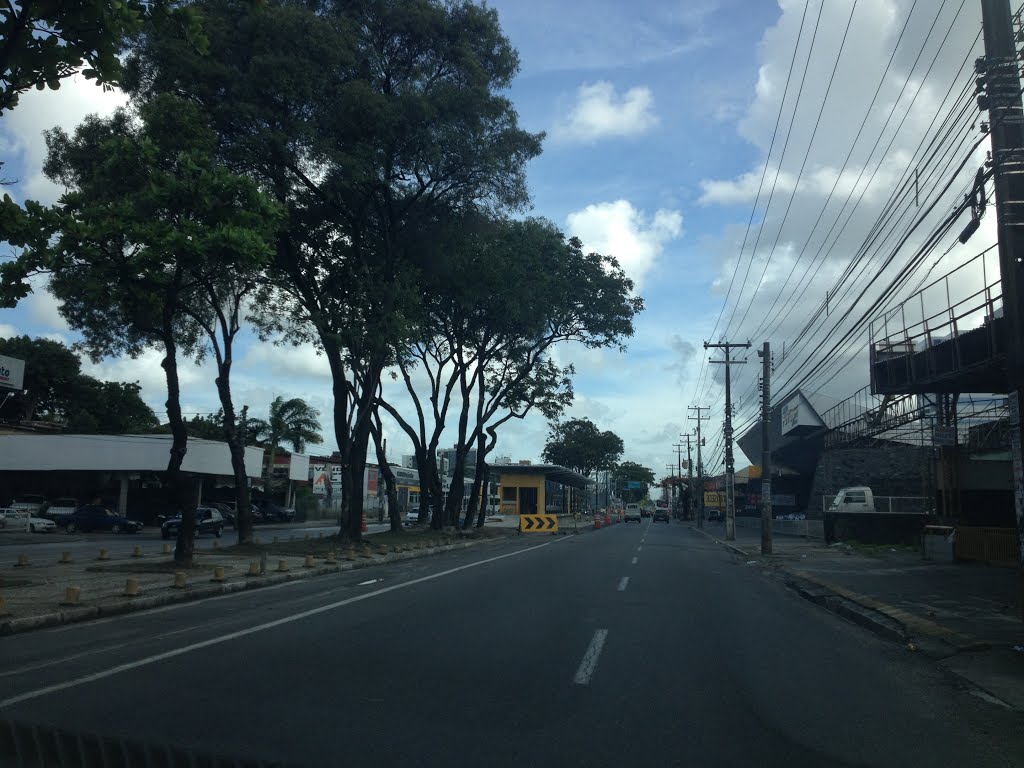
[631, 556, 638, 565]
[636, 545, 642, 552]
[617, 576, 629, 592]
[0, 536, 569, 709]
[573, 629, 609, 685]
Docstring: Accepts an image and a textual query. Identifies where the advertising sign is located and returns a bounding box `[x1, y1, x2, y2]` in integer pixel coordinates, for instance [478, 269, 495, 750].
[312, 464, 329, 496]
[625, 480, 642, 490]
[0, 354, 25, 391]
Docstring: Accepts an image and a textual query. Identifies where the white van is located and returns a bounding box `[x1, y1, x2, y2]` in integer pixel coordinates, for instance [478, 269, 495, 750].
[624, 503, 642, 523]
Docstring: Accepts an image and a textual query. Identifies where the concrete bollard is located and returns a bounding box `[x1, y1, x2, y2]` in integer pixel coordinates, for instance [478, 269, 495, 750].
[98, 548, 110, 561]
[132, 546, 143, 558]
[211, 566, 226, 583]
[260, 552, 267, 575]
[247, 561, 259, 577]
[162, 542, 172, 555]
[303, 554, 315, 568]
[254, 535, 261, 545]
[276, 559, 289, 573]
[61, 586, 81, 605]
[173, 572, 186, 589]
[60, 551, 73, 564]
[123, 578, 140, 597]
[325, 551, 337, 564]
[15, 553, 28, 568]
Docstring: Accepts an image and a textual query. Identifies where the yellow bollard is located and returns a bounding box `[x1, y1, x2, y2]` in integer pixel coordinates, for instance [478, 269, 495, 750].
[276, 559, 289, 573]
[303, 554, 315, 568]
[123, 578, 140, 597]
[173, 572, 186, 589]
[15, 553, 28, 568]
[60, 551, 73, 564]
[325, 551, 337, 564]
[98, 548, 110, 561]
[61, 586, 81, 605]
[254, 535, 261, 545]
[211, 565, 226, 583]
[162, 542, 172, 555]
[132, 546, 143, 558]
[247, 561, 259, 577]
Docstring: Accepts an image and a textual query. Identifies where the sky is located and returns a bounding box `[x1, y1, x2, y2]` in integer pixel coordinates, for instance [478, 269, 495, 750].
[0, 0, 1001, 483]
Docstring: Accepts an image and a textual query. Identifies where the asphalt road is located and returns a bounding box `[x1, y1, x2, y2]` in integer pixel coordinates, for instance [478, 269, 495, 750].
[1, 520, 1022, 767]
[0, 521, 389, 560]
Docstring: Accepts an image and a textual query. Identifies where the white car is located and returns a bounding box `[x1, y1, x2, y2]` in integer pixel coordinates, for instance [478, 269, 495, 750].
[0, 508, 57, 533]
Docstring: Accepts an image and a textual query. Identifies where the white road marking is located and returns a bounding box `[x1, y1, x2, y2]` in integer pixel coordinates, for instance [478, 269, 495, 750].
[573, 629, 609, 685]
[357, 579, 379, 586]
[0, 536, 568, 709]
[631, 556, 638, 565]
[617, 577, 629, 592]
[637, 546, 642, 552]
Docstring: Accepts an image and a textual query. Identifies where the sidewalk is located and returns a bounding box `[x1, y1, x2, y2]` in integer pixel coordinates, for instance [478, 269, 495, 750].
[698, 523, 1024, 710]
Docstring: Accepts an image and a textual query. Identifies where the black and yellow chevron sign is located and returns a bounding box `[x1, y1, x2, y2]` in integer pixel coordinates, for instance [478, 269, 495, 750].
[520, 514, 558, 533]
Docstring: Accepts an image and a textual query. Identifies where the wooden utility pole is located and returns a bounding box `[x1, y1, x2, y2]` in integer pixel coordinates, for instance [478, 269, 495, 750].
[673, 443, 686, 518]
[757, 343, 773, 555]
[706, 341, 751, 541]
[980, 0, 1024, 619]
[689, 406, 709, 528]
[678, 434, 694, 519]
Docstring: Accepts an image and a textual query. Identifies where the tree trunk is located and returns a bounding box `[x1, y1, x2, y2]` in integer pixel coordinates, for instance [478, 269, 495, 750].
[160, 330, 195, 565]
[213, 357, 252, 544]
[475, 428, 499, 528]
[370, 416, 402, 533]
[464, 430, 488, 529]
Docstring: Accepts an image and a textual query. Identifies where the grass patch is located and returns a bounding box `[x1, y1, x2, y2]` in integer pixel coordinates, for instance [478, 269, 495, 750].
[220, 525, 512, 557]
[841, 541, 919, 557]
[86, 559, 222, 574]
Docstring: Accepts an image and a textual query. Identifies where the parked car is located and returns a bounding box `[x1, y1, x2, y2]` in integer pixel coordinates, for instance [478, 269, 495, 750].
[404, 507, 432, 526]
[209, 502, 236, 527]
[67, 505, 143, 534]
[44, 497, 79, 527]
[260, 503, 296, 523]
[0, 507, 54, 532]
[9, 494, 47, 515]
[161, 507, 226, 539]
[706, 509, 723, 522]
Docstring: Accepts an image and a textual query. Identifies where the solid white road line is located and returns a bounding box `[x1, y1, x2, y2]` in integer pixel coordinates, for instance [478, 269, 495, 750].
[573, 629, 609, 685]
[617, 577, 629, 592]
[0, 536, 569, 709]
[631, 556, 638, 565]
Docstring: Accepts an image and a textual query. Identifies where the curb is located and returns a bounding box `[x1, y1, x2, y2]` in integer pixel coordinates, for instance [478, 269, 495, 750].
[692, 525, 989, 653]
[0, 539, 488, 636]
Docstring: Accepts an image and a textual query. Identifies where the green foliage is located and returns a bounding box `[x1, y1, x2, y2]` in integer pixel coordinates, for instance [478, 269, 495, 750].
[613, 460, 656, 504]
[261, 396, 323, 454]
[542, 418, 624, 477]
[0, 335, 157, 432]
[0, 0, 144, 114]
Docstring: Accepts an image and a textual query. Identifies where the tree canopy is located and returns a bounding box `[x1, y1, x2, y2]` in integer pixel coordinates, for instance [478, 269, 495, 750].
[542, 417, 624, 477]
[613, 460, 656, 504]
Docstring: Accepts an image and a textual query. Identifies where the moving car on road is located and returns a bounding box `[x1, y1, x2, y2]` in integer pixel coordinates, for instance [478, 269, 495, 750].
[624, 503, 642, 523]
[161, 507, 225, 539]
[67, 505, 143, 534]
[653, 508, 671, 523]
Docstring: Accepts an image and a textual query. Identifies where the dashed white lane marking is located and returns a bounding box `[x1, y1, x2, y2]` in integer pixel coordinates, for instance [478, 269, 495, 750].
[637, 546, 642, 552]
[0, 537, 568, 709]
[573, 629, 609, 685]
[617, 577, 629, 592]
[631, 556, 638, 565]
[357, 579, 380, 586]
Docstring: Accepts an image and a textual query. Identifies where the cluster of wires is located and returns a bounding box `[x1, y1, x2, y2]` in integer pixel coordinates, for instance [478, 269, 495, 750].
[686, 0, 1004, 475]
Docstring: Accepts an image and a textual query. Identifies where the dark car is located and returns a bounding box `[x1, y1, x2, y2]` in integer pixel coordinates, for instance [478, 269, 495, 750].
[260, 503, 296, 523]
[66, 505, 143, 534]
[653, 509, 671, 523]
[707, 509, 723, 522]
[209, 502, 236, 528]
[161, 506, 225, 539]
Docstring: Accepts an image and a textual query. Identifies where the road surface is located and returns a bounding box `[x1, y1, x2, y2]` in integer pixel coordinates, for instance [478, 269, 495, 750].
[1, 520, 1021, 767]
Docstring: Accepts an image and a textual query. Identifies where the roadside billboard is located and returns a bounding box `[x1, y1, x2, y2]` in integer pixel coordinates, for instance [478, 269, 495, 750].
[0, 354, 25, 391]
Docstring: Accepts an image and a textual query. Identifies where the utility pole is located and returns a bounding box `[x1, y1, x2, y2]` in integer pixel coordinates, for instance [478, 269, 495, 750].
[980, 0, 1024, 619]
[665, 464, 676, 507]
[678, 434, 694, 520]
[706, 341, 751, 541]
[689, 406, 709, 528]
[673, 444, 685, 518]
[757, 343, 773, 555]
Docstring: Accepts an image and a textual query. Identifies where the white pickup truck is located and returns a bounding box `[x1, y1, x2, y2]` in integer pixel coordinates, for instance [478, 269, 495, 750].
[827, 487, 929, 514]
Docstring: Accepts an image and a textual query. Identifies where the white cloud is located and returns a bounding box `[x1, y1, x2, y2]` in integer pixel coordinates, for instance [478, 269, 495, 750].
[566, 200, 682, 289]
[239, 341, 332, 380]
[0, 323, 18, 338]
[554, 82, 658, 143]
[1, 75, 127, 204]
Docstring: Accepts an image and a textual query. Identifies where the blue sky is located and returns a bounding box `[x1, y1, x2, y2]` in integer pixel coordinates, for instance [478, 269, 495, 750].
[0, 0, 995, 482]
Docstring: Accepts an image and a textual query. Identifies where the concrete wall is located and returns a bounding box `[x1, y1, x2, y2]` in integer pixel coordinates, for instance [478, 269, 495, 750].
[806, 445, 931, 517]
[735, 516, 824, 540]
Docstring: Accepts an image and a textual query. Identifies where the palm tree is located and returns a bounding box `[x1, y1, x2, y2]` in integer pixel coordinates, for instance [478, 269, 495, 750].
[260, 396, 323, 503]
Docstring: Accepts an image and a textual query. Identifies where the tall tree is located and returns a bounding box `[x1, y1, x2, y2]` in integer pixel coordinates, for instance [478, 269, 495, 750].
[3, 94, 278, 563]
[257, 395, 323, 503]
[66, 379, 160, 434]
[542, 418, 624, 479]
[122, 0, 543, 540]
[612, 461, 656, 504]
